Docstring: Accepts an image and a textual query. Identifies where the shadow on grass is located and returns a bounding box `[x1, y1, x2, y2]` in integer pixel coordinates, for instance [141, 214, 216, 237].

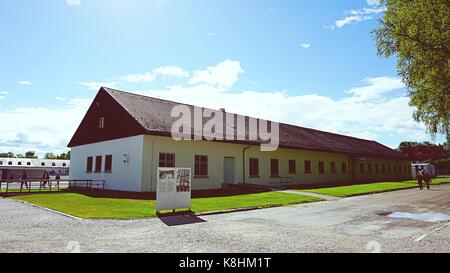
[65, 188, 271, 200]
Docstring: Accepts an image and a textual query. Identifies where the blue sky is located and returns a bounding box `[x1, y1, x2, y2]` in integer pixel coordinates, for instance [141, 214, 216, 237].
[0, 0, 444, 156]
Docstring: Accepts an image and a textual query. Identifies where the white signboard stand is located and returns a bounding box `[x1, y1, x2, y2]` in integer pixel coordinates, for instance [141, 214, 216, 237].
[156, 167, 192, 214]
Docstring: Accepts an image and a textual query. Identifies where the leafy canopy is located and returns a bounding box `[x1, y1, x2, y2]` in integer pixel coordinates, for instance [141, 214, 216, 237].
[373, 0, 450, 140]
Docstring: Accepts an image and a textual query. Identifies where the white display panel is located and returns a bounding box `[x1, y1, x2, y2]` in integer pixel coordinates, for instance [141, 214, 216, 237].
[156, 168, 192, 213]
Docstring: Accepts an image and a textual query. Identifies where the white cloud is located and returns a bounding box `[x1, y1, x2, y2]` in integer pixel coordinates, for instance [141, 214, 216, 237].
[300, 43, 311, 49]
[66, 0, 81, 6]
[78, 82, 118, 91]
[188, 60, 244, 89]
[0, 98, 90, 156]
[135, 76, 426, 147]
[367, 0, 381, 6]
[0, 91, 8, 100]
[330, 4, 386, 29]
[122, 66, 189, 83]
[335, 15, 373, 28]
[17, 81, 32, 85]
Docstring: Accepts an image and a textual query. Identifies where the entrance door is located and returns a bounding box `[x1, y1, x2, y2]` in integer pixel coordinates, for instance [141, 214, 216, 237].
[223, 157, 235, 184]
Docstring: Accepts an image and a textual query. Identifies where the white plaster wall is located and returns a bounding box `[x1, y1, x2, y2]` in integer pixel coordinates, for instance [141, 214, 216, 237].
[69, 135, 145, 192]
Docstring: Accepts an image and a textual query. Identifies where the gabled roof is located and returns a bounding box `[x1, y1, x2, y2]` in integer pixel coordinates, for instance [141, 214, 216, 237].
[93, 87, 406, 159]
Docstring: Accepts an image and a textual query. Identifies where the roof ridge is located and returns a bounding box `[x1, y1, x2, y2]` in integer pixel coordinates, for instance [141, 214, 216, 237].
[102, 87, 382, 145]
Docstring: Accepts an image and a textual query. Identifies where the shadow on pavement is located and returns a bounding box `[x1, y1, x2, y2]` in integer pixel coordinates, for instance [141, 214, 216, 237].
[158, 211, 206, 226]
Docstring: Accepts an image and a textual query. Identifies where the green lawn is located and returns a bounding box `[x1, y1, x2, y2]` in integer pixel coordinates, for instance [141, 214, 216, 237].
[300, 177, 450, 197]
[12, 192, 322, 219]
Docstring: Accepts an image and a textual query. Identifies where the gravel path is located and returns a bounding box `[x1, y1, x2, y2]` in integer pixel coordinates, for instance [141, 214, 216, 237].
[0, 184, 449, 253]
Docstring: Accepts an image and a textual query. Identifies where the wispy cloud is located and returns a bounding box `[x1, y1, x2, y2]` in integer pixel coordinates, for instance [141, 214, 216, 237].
[300, 43, 311, 49]
[0, 91, 8, 100]
[122, 66, 189, 83]
[17, 81, 32, 85]
[66, 0, 81, 6]
[327, 4, 386, 29]
[78, 82, 118, 91]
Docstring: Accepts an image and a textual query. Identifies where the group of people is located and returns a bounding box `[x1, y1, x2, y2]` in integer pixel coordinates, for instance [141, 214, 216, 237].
[416, 168, 431, 190]
[8, 171, 60, 190]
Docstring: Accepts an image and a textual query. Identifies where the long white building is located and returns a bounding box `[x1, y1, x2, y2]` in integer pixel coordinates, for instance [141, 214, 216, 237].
[68, 87, 411, 193]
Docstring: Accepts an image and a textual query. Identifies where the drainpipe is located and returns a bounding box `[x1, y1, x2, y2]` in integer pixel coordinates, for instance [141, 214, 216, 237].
[242, 145, 252, 184]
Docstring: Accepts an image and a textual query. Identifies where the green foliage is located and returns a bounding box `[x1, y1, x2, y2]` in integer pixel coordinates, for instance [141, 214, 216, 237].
[397, 141, 450, 160]
[373, 0, 450, 141]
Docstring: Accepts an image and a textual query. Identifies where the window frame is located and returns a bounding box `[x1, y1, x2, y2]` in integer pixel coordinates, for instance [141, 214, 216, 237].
[288, 160, 296, 174]
[94, 155, 102, 173]
[195, 155, 208, 177]
[304, 160, 312, 174]
[86, 156, 93, 173]
[270, 159, 280, 177]
[105, 155, 113, 173]
[159, 153, 175, 168]
[341, 162, 347, 174]
[330, 161, 336, 174]
[249, 158, 259, 177]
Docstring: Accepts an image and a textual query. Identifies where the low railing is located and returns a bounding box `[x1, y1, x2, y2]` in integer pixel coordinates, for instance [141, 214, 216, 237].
[0, 179, 105, 197]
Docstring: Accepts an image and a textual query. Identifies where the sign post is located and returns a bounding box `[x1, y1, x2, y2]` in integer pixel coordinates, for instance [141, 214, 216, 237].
[156, 167, 192, 214]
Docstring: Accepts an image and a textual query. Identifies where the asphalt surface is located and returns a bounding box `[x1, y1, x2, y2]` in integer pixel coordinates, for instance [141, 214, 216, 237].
[0, 184, 449, 253]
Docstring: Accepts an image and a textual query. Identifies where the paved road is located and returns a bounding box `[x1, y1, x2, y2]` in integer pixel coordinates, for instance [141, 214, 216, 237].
[0, 184, 449, 253]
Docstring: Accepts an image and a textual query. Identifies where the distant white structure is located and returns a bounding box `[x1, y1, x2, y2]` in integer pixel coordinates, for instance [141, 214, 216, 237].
[0, 158, 70, 180]
[411, 163, 436, 179]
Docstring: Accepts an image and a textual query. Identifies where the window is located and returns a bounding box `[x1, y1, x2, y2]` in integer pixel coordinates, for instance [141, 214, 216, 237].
[95, 156, 102, 173]
[0, 161, 3, 165]
[304, 160, 312, 174]
[330, 161, 336, 174]
[99, 117, 105, 129]
[105, 155, 112, 173]
[270, 159, 279, 177]
[382, 164, 386, 173]
[159, 153, 175, 167]
[249, 158, 259, 177]
[288, 160, 296, 174]
[27, 162, 31, 166]
[341, 162, 347, 174]
[52, 162, 56, 167]
[62, 163, 67, 167]
[86, 157, 93, 173]
[318, 161, 325, 174]
[195, 155, 208, 176]
[360, 163, 364, 173]
[368, 163, 372, 174]
[8, 161, 12, 165]
[18, 161, 22, 166]
[375, 164, 379, 173]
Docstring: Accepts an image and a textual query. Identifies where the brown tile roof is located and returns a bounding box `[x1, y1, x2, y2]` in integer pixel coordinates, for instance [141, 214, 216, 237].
[103, 87, 406, 159]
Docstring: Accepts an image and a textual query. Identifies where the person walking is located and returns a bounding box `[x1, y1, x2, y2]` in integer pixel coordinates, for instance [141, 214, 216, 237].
[423, 169, 431, 190]
[21, 171, 28, 189]
[417, 168, 424, 190]
[41, 171, 48, 188]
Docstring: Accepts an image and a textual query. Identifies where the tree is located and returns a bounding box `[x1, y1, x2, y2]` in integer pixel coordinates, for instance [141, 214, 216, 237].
[397, 141, 450, 160]
[44, 153, 57, 160]
[373, 0, 450, 143]
[56, 151, 71, 160]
